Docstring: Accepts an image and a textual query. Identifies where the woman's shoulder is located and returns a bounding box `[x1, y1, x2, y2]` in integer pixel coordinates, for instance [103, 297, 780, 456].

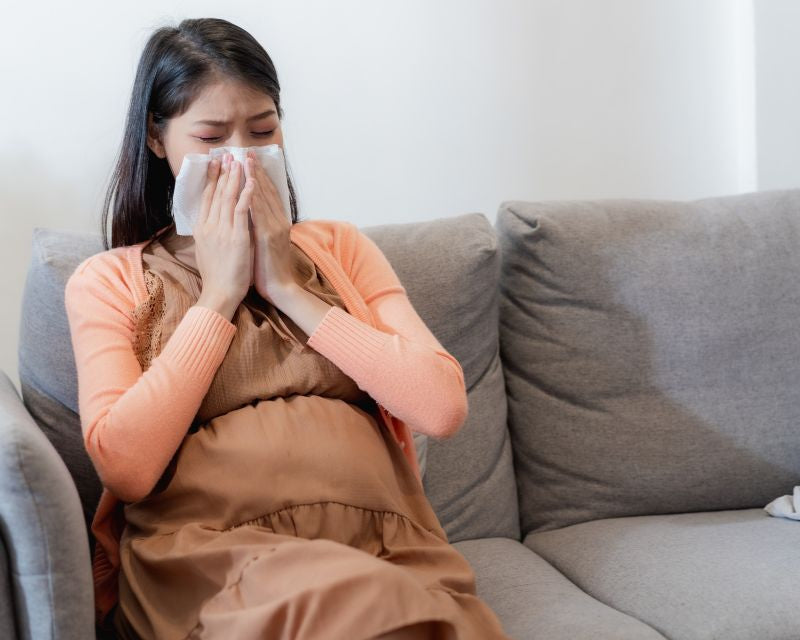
[66, 243, 148, 308]
[292, 217, 405, 302]
[291, 217, 358, 245]
[291, 217, 376, 265]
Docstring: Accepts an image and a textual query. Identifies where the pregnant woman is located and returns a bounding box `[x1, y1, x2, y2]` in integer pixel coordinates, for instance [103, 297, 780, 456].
[64, 16, 510, 640]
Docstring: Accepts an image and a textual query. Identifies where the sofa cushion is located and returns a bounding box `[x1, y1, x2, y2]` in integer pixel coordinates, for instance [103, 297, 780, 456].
[496, 188, 800, 535]
[524, 508, 800, 640]
[452, 537, 666, 639]
[0, 535, 15, 640]
[18, 213, 519, 543]
[17, 227, 106, 553]
[361, 214, 520, 541]
[0, 369, 95, 640]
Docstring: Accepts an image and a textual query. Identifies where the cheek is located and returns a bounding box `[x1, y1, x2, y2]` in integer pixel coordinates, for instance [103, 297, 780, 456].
[165, 149, 188, 179]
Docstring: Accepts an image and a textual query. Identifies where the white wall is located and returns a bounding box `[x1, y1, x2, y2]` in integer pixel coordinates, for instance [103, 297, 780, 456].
[1, 0, 792, 393]
[754, 0, 800, 190]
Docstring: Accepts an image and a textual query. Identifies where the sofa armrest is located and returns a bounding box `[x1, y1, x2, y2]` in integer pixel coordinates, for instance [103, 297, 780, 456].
[0, 534, 16, 639]
[0, 369, 95, 640]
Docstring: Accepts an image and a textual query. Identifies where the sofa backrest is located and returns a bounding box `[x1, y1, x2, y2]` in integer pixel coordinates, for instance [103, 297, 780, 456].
[368, 215, 520, 542]
[496, 188, 800, 536]
[18, 228, 105, 537]
[18, 213, 520, 545]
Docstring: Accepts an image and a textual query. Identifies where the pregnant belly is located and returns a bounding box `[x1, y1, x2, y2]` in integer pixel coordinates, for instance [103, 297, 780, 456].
[122, 395, 409, 539]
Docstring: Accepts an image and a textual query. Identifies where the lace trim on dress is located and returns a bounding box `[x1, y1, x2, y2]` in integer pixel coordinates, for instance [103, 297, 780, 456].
[131, 269, 166, 372]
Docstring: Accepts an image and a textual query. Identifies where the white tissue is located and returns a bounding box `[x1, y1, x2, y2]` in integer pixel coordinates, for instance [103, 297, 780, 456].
[763, 485, 800, 520]
[171, 144, 291, 236]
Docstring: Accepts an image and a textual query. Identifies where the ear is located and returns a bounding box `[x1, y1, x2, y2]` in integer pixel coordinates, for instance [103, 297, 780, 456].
[146, 112, 167, 158]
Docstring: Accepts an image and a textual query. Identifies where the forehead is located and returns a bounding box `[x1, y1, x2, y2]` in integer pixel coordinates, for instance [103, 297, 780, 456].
[182, 80, 276, 121]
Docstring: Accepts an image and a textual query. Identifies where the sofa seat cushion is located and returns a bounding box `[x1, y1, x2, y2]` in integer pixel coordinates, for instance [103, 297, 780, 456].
[524, 508, 800, 640]
[452, 537, 666, 640]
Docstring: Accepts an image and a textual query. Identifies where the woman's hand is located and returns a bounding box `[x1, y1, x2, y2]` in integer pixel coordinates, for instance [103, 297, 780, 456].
[243, 149, 297, 305]
[193, 152, 255, 320]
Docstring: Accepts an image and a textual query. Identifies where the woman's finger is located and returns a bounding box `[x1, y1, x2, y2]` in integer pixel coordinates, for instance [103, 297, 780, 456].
[233, 174, 255, 234]
[250, 155, 274, 198]
[245, 158, 269, 232]
[198, 157, 220, 227]
[208, 153, 231, 228]
[250, 154, 286, 222]
[249, 153, 277, 195]
[247, 155, 278, 222]
[222, 159, 242, 227]
[245, 154, 264, 198]
[244, 156, 264, 222]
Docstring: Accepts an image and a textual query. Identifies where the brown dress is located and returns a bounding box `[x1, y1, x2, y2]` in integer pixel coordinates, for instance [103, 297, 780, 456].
[112, 223, 510, 640]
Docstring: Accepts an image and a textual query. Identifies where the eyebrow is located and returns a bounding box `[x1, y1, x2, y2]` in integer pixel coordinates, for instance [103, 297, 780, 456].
[192, 109, 277, 126]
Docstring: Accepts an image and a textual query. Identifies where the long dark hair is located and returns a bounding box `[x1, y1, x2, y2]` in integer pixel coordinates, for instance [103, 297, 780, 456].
[101, 17, 303, 250]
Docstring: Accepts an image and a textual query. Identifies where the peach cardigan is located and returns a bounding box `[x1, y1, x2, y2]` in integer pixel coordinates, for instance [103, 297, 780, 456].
[64, 217, 468, 626]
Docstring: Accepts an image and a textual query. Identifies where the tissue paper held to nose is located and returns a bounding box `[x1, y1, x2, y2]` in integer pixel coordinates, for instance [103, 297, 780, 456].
[171, 144, 291, 236]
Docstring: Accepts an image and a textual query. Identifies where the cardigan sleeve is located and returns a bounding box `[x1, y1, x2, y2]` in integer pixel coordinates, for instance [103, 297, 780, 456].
[64, 254, 237, 503]
[305, 224, 468, 440]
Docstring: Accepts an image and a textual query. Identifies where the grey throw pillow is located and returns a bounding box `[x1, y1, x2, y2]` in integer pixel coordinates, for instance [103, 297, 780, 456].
[498, 189, 800, 535]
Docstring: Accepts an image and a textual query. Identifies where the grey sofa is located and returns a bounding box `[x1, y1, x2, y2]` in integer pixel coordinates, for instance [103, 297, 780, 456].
[3, 187, 800, 639]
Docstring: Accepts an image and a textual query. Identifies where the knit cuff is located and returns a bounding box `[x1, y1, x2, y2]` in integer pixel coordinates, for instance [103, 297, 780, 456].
[159, 305, 237, 379]
[306, 306, 391, 371]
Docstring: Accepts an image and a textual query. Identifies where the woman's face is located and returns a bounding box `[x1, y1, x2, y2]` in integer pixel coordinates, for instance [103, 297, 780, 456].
[146, 78, 285, 178]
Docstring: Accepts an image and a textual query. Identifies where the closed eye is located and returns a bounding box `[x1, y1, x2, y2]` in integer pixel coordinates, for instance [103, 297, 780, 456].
[199, 131, 275, 143]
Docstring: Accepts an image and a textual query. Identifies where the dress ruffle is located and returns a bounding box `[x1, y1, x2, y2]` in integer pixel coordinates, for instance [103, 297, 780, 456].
[118, 502, 503, 639]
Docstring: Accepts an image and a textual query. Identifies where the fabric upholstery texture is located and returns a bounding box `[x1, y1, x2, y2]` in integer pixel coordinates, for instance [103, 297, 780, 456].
[0, 369, 94, 639]
[524, 508, 800, 640]
[364, 214, 520, 542]
[452, 537, 667, 639]
[497, 189, 800, 536]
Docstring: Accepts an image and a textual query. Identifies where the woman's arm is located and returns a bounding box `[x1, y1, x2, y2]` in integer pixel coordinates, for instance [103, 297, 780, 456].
[301, 225, 468, 440]
[64, 254, 236, 503]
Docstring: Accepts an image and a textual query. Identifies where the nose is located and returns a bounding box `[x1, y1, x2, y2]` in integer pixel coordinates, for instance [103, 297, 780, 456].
[229, 134, 248, 149]
[221, 132, 281, 150]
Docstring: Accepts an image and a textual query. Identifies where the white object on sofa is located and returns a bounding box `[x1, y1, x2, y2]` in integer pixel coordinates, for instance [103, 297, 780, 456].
[764, 485, 800, 520]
